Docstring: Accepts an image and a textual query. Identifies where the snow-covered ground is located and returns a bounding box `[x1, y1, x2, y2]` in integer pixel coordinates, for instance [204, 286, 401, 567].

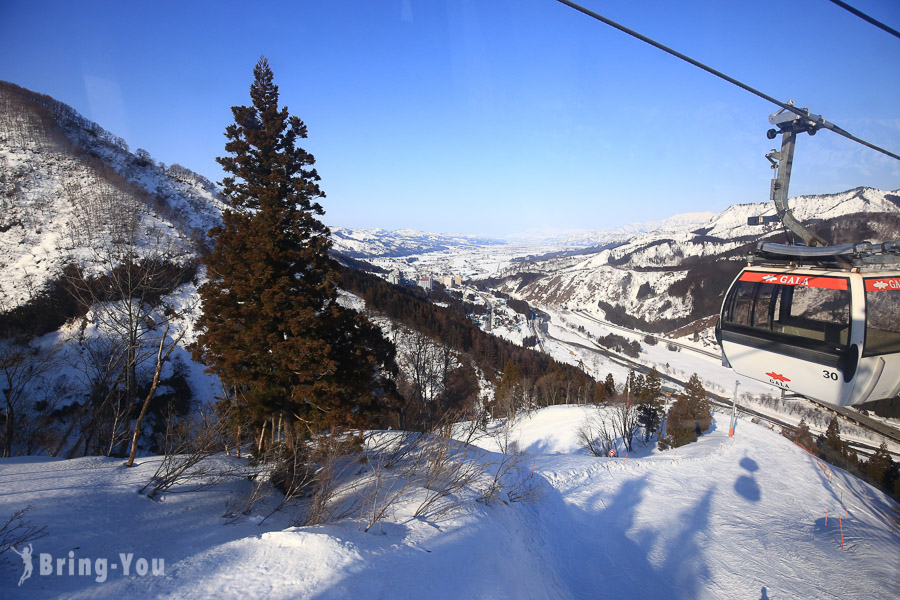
[1, 406, 897, 598]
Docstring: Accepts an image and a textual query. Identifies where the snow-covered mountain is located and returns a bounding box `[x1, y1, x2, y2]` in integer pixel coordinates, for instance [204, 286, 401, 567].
[489, 187, 900, 334]
[4, 79, 898, 343]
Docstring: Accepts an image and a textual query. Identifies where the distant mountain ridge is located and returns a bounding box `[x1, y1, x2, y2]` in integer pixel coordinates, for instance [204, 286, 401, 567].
[491, 186, 900, 335]
[532, 211, 718, 248]
[330, 227, 506, 258]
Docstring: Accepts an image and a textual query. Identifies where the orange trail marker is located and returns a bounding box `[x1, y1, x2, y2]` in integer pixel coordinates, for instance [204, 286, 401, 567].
[840, 516, 844, 550]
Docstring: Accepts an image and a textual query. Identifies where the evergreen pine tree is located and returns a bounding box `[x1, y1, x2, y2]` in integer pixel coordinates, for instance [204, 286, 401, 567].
[637, 367, 664, 442]
[792, 418, 815, 453]
[658, 373, 710, 450]
[625, 370, 643, 403]
[496, 360, 524, 419]
[824, 416, 842, 454]
[194, 57, 396, 448]
[603, 373, 616, 397]
[593, 379, 611, 403]
[865, 442, 894, 490]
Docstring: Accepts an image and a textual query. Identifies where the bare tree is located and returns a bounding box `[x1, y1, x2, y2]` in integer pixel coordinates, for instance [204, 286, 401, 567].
[453, 401, 491, 448]
[578, 408, 617, 457]
[0, 337, 58, 457]
[126, 323, 186, 466]
[66, 216, 191, 456]
[398, 331, 439, 401]
[610, 397, 639, 452]
[19, 376, 68, 456]
[67, 334, 128, 457]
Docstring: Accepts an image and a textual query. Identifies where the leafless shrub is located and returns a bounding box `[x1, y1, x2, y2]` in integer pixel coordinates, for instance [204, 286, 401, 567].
[139, 408, 228, 500]
[223, 476, 273, 525]
[19, 376, 69, 456]
[363, 429, 420, 470]
[254, 429, 366, 527]
[358, 456, 412, 533]
[301, 431, 366, 527]
[0, 506, 47, 562]
[0, 338, 59, 457]
[411, 434, 485, 521]
[578, 408, 616, 457]
[495, 451, 543, 504]
[478, 448, 520, 505]
[252, 416, 542, 533]
[507, 466, 542, 503]
[453, 401, 491, 448]
[490, 418, 519, 456]
[257, 442, 314, 522]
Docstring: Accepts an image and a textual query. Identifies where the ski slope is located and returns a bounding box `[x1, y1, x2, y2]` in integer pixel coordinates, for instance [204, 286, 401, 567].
[1, 407, 897, 598]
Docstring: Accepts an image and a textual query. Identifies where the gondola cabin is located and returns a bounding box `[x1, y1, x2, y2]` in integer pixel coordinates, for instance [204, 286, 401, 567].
[717, 264, 900, 407]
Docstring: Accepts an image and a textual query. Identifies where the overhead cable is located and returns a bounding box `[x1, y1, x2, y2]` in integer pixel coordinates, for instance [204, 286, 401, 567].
[826, 0, 900, 40]
[553, 0, 900, 161]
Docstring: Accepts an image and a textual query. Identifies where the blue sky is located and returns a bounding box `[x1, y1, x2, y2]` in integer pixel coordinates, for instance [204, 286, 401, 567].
[2, 0, 899, 236]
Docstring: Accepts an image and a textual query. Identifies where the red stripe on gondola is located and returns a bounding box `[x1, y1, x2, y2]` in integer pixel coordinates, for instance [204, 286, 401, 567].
[739, 272, 848, 290]
[864, 277, 900, 292]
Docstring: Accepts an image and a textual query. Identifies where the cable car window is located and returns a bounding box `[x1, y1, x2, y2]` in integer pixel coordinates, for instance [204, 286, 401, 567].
[723, 274, 851, 347]
[779, 286, 850, 345]
[864, 277, 900, 356]
[752, 283, 778, 328]
[727, 281, 755, 327]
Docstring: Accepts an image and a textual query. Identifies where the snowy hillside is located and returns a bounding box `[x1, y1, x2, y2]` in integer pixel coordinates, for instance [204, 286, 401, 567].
[1, 406, 896, 598]
[0, 81, 225, 312]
